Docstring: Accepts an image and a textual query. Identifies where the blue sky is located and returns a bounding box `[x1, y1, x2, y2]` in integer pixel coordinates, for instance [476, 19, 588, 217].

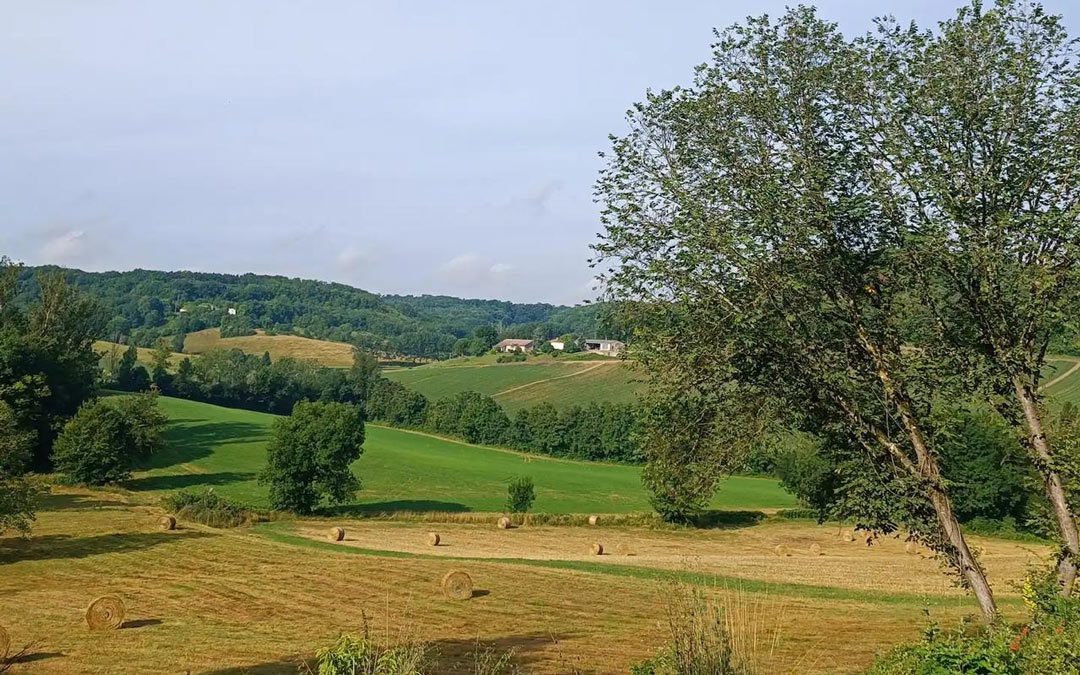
[2, 1, 1076, 304]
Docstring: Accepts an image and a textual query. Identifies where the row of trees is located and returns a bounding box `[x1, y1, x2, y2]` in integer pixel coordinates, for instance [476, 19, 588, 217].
[594, 1, 1080, 620]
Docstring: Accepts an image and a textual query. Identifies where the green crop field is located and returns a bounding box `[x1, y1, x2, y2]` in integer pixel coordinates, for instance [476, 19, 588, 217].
[384, 355, 646, 412]
[128, 396, 796, 514]
[1042, 356, 1080, 406]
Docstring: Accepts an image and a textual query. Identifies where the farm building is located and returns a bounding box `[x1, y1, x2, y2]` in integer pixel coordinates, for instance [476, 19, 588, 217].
[494, 338, 535, 353]
[584, 338, 624, 357]
[549, 339, 565, 350]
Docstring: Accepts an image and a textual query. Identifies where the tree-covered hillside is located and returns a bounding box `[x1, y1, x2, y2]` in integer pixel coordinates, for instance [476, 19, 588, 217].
[14, 266, 611, 359]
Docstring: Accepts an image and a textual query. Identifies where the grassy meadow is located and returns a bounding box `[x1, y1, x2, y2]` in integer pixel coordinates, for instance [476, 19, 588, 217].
[181, 328, 357, 367]
[384, 355, 645, 413]
[128, 396, 795, 514]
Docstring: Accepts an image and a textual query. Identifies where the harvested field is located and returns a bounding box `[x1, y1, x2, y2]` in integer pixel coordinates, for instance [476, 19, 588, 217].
[0, 487, 1045, 673]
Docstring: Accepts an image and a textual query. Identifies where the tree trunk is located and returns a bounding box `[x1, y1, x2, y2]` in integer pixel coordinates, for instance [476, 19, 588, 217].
[1013, 377, 1080, 596]
[926, 483, 999, 620]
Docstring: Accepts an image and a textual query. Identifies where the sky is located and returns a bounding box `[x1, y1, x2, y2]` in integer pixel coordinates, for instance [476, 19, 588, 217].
[2, 2, 1076, 305]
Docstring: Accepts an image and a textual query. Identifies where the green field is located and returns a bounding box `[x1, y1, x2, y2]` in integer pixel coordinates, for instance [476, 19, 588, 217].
[1042, 356, 1080, 406]
[384, 355, 646, 412]
[128, 396, 796, 514]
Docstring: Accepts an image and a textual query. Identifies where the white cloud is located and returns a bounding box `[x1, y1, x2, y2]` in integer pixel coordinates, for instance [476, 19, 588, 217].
[436, 252, 514, 290]
[39, 228, 88, 263]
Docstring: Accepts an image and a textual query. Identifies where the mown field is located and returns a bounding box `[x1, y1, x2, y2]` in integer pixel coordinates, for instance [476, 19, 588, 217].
[1041, 355, 1080, 406]
[127, 397, 794, 514]
[181, 328, 357, 368]
[384, 355, 645, 413]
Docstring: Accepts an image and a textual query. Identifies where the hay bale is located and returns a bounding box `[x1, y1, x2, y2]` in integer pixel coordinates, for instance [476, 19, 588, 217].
[159, 515, 176, 531]
[841, 529, 854, 542]
[590, 542, 604, 555]
[905, 541, 918, 555]
[0, 624, 9, 661]
[441, 570, 474, 600]
[588, 515, 600, 526]
[428, 532, 441, 546]
[497, 516, 511, 529]
[86, 595, 125, 630]
[328, 526, 345, 542]
[773, 544, 788, 557]
[614, 542, 634, 556]
[809, 543, 822, 556]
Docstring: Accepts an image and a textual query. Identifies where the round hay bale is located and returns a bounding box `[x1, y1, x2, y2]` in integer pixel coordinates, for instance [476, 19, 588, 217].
[841, 530, 854, 542]
[159, 515, 176, 531]
[328, 526, 345, 542]
[809, 543, 822, 556]
[441, 570, 473, 600]
[0, 624, 9, 661]
[590, 542, 604, 555]
[588, 515, 600, 526]
[86, 595, 125, 630]
[773, 544, 788, 557]
[905, 541, 918, 555]
[428, 532, 441, 546]
[497, 516, 511, 529]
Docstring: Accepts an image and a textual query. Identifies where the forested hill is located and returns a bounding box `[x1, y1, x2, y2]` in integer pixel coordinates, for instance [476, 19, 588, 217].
[16, 266, 611, 359]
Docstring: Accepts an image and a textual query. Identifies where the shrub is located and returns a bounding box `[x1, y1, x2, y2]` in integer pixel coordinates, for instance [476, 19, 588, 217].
[869, 567, 1080, 674]
[505, 475, 535, 514]
[53, 394, 166, 485]
[316, 633, 429, 675]
[260, 401, 365, 514]
[162, 489, 252, 528]
[631, 587, 752, 675]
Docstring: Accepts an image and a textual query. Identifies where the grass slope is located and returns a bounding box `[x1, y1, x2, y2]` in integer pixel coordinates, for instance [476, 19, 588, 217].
[182, 328, 356, 367]
[94, 340, 187, 370]
[1042, 356, 1080, 406]
[384, 355, 645, 412]
[129, 396, 796, 514]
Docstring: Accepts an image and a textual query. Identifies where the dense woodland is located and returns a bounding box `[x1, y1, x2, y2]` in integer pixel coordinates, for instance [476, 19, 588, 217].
[15, 266, 617, 360]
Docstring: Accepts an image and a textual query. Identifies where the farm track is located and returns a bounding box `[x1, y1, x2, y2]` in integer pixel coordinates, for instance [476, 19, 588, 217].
[1041, 356, 1080, 391]
[491, 362, 613, 398]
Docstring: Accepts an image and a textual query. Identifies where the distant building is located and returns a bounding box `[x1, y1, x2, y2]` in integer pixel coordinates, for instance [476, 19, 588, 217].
[178, 308, 188, 314]
[494, 338, 535, 353]
[549, 339, 565, 351]
[583, 338, 625, 357]
[227, 308, 237, 316]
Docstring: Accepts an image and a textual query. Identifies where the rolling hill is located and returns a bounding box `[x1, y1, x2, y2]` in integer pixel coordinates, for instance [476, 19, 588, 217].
[181, 328, 358, 367]
[383, 354, 647, 412]
[128, 396, 796, 514]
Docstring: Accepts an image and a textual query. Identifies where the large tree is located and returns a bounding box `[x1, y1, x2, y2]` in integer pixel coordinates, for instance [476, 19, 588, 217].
[594, 8, 999, 618]
[852, 1, 1080, 594]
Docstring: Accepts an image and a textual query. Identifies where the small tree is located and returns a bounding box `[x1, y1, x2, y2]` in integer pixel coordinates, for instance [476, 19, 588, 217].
[53, 394, 167, 485]
[0, 401, 40, 535]
[505, 475, 535, 514]
[260, 401, 365, 514]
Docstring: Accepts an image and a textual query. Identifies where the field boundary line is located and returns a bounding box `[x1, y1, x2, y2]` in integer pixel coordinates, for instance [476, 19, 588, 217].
[1041, 358, 1080, 391]
[491, 362, 612, 398]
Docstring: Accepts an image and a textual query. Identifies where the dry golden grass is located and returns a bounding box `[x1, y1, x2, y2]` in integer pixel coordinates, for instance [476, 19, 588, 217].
[93, 341, 187, 370]
[0, 487, 1046, 674]
[182, 328, 356, 368]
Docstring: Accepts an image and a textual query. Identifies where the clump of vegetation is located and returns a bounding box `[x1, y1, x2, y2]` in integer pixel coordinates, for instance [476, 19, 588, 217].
[495, 352, 526, 364]
[260, 400, 365, 514]
[163, 489, 252, 528]
[870, 567, 1080, 674]
[53, 394, 167, 485]
[505, 475, 535, 514]
[631, 587, 756, 675]
[315, 633, 429, 675]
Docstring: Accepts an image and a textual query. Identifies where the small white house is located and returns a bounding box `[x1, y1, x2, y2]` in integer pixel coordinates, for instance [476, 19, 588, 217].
[549, 339, 565, 351]
[227, 308, 237, 316]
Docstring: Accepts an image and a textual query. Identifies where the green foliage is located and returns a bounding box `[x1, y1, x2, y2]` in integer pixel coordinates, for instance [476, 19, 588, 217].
[316, 633, 429, 675]
[505, 475, 535, 514]
[53, 394, 167, 485]
[260, 401, 365, 514]
[366, 378, 428, 428]
[870, 567, 1080, 674]
[162, 489, 251, 528]
[630, 587, 750, 675]
[22, 265, 605, 360]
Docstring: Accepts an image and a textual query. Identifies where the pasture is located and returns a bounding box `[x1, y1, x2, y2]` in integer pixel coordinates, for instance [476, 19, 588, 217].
[128, 397, 795, 514]
[181, 328, 357, 368]
[384, 356, 645, 413]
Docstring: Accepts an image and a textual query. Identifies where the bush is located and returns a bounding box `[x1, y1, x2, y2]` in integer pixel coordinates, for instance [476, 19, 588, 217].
[505, 475, 535, 514]
[631, 587, 751, 675]
[260, 401, 365, 514]
[53, 394, 167, 485]
[869, 567, 1080, 674]
[162, 489, 252, 528]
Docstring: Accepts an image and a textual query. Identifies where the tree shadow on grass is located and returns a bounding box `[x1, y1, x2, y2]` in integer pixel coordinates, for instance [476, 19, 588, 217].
[688, 510, 767, 530]
[202, 659, 307, 674]
[0, 531, 213, 563]
[123, 471, 256, 492]
[140, 421, 269, 471]
[325, 500, 472, 516]
[36, 491, 129, 513]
